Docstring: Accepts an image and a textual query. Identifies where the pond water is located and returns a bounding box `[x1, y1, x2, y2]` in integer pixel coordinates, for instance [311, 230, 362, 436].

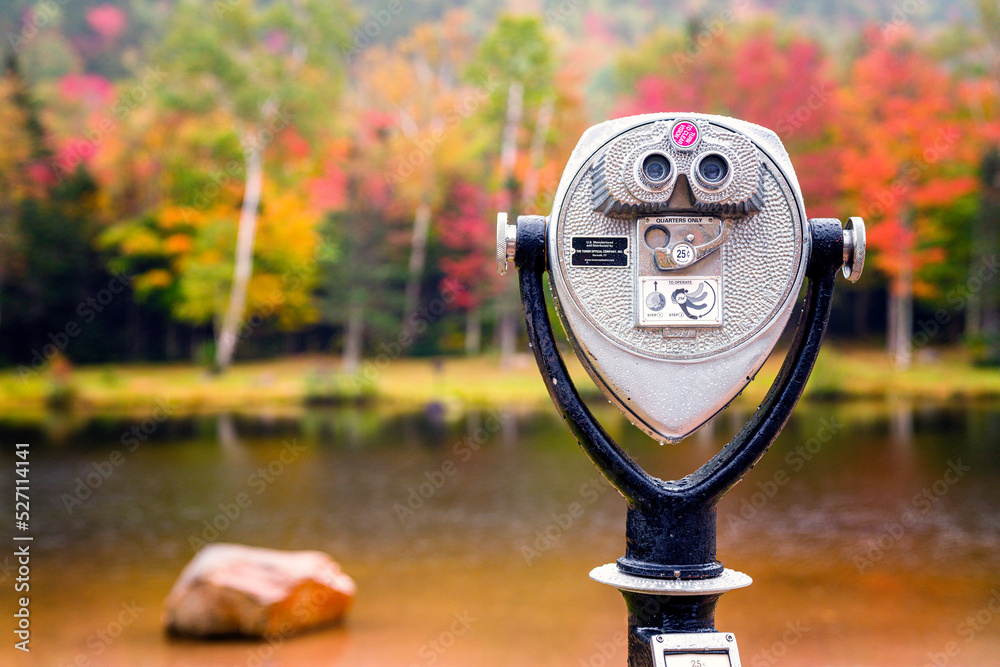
[1, 400, 999, 666]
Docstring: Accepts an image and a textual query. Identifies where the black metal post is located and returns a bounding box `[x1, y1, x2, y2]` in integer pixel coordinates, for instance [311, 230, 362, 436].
[623, 591, 723, 667]
[515, 214, 845, 665]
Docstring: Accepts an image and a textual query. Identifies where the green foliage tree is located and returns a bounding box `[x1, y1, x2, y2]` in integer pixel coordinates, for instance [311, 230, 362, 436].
[309, 112, 408, 372]
[0, 56, 40, 331]
[144, 0, 352, 372]
[0, 56, 130, 368]
[466, 14, 556, 359]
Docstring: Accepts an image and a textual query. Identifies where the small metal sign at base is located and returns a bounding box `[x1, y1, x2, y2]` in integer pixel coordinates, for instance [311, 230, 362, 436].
[651, 632, 741, 667]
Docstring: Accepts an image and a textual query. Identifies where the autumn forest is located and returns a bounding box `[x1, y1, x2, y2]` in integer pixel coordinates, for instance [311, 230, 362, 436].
[1, 0, 999, 378]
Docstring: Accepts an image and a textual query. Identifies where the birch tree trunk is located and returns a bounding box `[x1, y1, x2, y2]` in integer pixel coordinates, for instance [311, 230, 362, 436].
[966, 289, 983, 339]
[465, 307, 482, 356]
[207, 32, 305, 374]
[520, 95, 554, 209]
[342, 301, 364, 373]
[401, 202, 432, 343]
[214, 142, 263, 373]
[978, 152, 1000, 353]
[887, 211, 915, 368]
[967, 3, 999, 354]
[500, 82, 523, 189]
[498, 81, 524, 362]
[888, 264, 913, 368]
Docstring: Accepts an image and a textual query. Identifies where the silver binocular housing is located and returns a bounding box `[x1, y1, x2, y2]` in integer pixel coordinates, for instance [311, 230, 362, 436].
[499, 113, 864, 443]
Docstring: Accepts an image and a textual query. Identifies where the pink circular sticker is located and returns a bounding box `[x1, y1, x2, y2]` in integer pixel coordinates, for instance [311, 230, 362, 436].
[671, 120, 700, 150]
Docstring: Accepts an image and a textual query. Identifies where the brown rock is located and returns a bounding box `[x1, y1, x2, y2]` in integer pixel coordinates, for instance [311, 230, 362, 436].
[163, 543, 356, 638]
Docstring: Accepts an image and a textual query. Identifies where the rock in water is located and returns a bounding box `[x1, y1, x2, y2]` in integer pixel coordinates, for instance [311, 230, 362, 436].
[163, 543, 356, 638]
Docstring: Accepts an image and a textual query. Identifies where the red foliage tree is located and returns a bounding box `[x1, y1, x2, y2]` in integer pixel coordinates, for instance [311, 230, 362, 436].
[436, 180, 495, 312]
[615, 27, 843, 215]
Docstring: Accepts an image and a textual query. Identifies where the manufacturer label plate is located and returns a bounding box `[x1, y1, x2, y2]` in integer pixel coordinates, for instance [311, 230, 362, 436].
[571, 236, 628, 267]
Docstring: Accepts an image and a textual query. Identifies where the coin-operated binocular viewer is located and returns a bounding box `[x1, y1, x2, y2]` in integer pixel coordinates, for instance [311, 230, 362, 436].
[497, 114, 864, 667]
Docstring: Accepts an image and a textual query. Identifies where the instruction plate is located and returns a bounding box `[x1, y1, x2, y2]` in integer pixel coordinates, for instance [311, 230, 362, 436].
[638, 276, 722, 327]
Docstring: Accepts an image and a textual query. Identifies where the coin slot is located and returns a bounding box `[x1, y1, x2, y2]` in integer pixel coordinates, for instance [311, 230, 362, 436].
[644, 224, 670, 249]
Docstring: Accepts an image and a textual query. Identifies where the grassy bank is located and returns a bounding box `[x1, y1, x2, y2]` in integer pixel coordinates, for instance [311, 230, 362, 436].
[1, 346, 999, 419]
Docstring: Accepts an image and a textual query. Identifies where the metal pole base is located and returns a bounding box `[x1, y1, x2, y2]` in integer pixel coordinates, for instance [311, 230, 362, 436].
[590, 565, 751, 667]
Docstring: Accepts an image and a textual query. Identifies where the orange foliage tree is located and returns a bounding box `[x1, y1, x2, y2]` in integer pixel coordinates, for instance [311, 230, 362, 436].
[350, 11, 483, 349]
[838, 28, 983, 367]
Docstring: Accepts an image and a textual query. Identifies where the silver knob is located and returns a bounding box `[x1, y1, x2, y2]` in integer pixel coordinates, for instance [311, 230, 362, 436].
[496, 212, 517, 275]
[842, 216, 866, 283]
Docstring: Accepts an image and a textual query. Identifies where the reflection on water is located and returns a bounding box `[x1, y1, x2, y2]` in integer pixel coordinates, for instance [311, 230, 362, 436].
[1, 401, 999, 666]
